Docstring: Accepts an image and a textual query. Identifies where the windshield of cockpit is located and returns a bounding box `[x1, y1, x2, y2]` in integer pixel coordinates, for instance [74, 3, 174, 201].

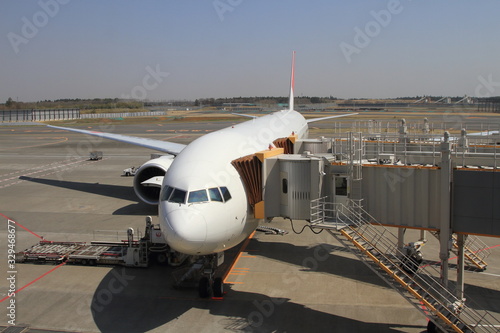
[160, 186, 231, 204]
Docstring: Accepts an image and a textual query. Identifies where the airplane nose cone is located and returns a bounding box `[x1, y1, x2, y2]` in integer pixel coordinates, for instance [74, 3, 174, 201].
[166, 209, 207, 254]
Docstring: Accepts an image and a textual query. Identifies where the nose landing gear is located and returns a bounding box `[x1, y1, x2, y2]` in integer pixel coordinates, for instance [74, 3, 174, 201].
[175, 252, 225, 298]
[199, 276, 224, 298]
[198, 252, 225, 298]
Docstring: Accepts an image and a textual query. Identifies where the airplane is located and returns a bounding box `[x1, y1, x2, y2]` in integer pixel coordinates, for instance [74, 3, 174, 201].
[48, 52, 357, 297]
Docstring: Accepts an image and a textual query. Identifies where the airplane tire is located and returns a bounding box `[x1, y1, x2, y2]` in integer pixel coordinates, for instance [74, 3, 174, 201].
[213, 277, 224, 298]
[198, 277, 210, 298]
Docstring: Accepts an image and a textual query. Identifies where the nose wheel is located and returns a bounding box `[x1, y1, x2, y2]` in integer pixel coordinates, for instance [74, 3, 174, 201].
[213, 277, 224, 297]
[198, 276, 211, 298]
[175, 252, 225, 298]
[199, 252, 225, 298]
[198, 276, 224, 298]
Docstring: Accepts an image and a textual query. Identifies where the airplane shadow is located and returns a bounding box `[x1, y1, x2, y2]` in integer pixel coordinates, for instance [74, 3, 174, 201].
[19, 176, 157, 215]
[90, 265, 426, 333]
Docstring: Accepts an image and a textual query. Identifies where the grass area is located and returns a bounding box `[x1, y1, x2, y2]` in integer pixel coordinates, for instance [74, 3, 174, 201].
[79, 108, 149, 114]
[43, 114, 241, 126]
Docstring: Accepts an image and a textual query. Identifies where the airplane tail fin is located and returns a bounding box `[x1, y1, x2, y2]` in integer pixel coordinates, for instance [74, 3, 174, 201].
[306, 113, 358, 123]
[288, 51, 296, 111]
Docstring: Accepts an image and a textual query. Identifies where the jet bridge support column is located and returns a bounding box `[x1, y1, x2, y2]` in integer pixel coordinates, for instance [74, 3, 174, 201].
[439, 132, 452, 287]
[397, 228, 405, 258]
[456, 234, 466, 300]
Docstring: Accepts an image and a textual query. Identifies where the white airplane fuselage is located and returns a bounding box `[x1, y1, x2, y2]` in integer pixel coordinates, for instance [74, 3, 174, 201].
[159, 110, 308, 255]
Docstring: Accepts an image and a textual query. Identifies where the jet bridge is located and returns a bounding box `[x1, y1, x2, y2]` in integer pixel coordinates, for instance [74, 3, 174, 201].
[236, 126, 500, 332]
[251, 130, 500, 237]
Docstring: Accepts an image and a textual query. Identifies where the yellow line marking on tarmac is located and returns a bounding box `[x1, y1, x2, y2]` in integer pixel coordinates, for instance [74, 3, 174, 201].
[223, 231, 256, 285]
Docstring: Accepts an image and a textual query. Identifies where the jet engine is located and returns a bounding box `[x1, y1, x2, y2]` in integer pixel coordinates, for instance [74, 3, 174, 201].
[133, 155, 174, 205]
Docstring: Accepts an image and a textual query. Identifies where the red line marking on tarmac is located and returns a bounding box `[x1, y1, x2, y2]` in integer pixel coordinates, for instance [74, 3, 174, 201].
[0, 213, 44, 240]
[479, 243, 500, 251]
[420, 301, 430, 322]
[421, 244, 500, 269]
[0, 262, 66, 303]
[448, 243, 500, 261]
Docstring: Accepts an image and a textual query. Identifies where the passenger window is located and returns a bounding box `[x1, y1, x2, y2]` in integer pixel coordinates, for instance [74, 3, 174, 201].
[208, 187, 223, 202]
[161, 186, 174, 201]
[220, 186, 231, 202]
[188, 189, 209, 203]
[169, 189, 187, 204]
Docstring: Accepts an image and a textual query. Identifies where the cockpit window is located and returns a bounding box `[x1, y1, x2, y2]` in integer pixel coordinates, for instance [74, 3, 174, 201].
[208, 187, 223, 202]
[161, 186, 174, 201]
[170, 188, 187, 204]
[162, 186, 230, 204]
[188, 189, 209, 203]
[220, 186, 231, 202]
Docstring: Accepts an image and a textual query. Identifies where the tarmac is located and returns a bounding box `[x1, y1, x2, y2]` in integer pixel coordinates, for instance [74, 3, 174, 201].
[1, 117, 500, 333]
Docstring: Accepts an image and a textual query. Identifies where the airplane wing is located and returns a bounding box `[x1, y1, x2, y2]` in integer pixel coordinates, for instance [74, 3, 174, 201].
[468, 130, 500, 136]
[47, 125, 187, 155]
[306, 113, 358, 123]
[232, 113, 257, 119]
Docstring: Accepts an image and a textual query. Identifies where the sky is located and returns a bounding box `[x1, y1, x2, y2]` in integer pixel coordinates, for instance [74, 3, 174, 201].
[1, 0, 500, 102]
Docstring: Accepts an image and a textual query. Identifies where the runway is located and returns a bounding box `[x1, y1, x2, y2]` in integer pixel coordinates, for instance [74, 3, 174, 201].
[1, 118, 499, 332]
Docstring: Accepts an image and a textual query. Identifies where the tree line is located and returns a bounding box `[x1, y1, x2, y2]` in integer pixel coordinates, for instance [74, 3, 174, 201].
[1, 98, 143, 110]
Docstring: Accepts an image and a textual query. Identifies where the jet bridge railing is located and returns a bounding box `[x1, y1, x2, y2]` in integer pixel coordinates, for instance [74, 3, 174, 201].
[332, 121, 500, 138]
[329, 132, 500, 168]
[310, 197, 500, 332]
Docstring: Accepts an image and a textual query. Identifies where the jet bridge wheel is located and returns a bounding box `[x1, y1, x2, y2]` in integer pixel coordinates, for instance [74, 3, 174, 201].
[213, 277, 224, 298]
[198, 277, 211, 298]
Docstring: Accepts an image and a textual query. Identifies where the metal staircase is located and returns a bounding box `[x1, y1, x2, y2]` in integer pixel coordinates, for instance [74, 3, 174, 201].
[430, 231, 490, 271]
[310, 197, 500, 333]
